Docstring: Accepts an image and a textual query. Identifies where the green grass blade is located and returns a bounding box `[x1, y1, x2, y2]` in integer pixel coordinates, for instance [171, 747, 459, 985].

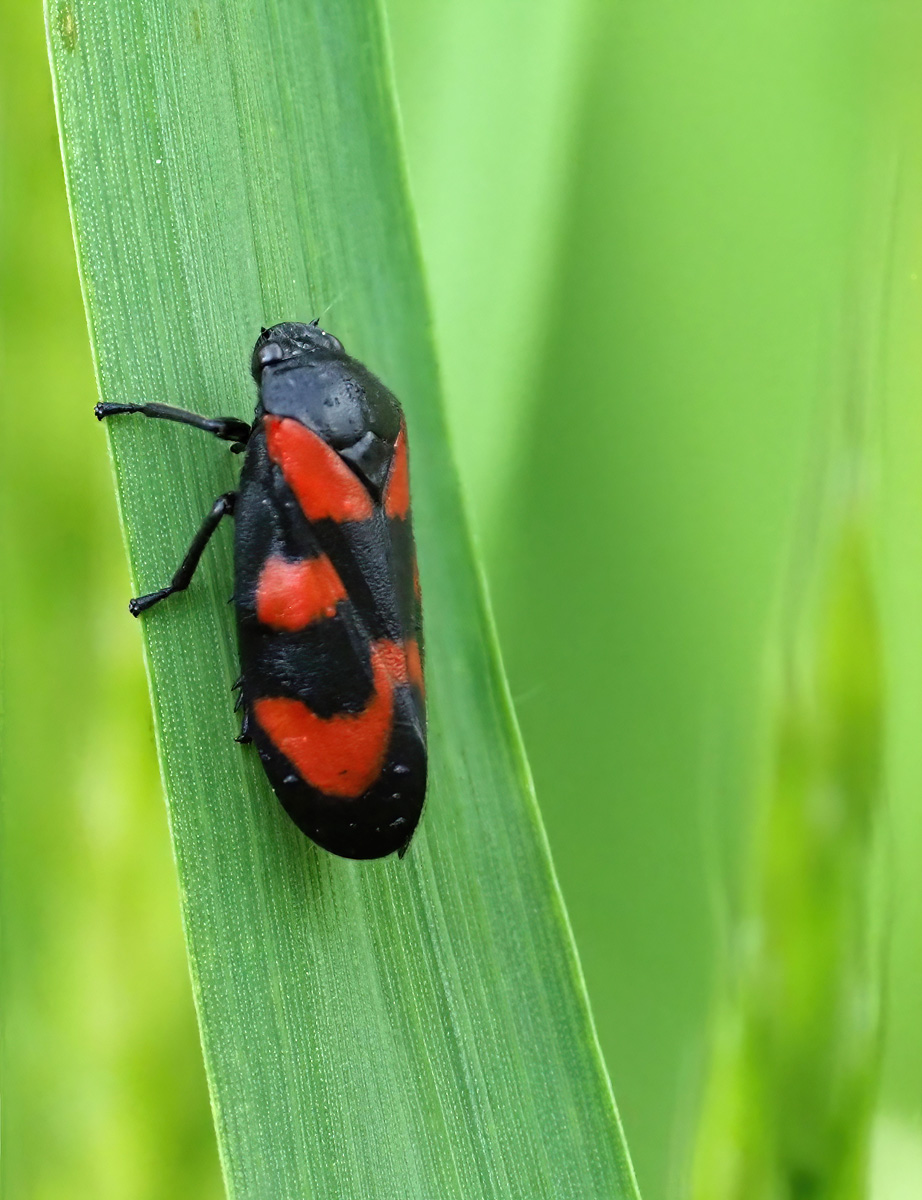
[45, 2, 640, 1196]
[385, 0, 592, 532]
[1, 8, 220, 1196]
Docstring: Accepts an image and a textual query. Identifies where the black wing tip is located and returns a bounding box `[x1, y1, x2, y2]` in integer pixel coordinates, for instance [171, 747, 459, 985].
[278, 799, 423, 860]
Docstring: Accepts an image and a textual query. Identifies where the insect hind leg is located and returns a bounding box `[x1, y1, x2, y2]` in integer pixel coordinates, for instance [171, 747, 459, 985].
[235, 706, 254, 745]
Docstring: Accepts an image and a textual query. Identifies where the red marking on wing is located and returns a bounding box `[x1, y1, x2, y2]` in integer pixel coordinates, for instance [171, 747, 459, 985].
[265, 415, 373, 523]
[384, 426, 410, 518]
[375, 638, 408, 685]
[254, 640, 400, 799]
[405, 638, 424, 694]
[374, 638, 423, 694]
[256, 553, 346, 631]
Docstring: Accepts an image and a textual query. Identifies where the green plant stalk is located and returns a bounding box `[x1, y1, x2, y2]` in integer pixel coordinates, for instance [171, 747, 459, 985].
[691, 514, 883, 1200]
[45, 2, 641, 1196]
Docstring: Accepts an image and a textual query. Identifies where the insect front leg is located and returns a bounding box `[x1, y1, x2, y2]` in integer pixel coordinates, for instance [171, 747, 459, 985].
[130, 492, 236, 615]
[96, 401, 252, 450]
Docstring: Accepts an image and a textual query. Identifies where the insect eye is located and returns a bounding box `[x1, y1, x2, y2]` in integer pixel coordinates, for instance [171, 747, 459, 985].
[323, 333, 344, 354]
[257, 343, 285, 368]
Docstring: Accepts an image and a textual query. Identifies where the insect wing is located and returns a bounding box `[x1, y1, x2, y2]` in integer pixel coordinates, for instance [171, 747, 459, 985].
[235, 417, 426, 859]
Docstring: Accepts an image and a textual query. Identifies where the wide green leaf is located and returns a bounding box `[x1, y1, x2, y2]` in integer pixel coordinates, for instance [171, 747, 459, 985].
[45, 1, 640, 1196]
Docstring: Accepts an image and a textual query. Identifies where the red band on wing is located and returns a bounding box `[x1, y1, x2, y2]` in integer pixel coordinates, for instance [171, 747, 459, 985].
[256, 553, 347, 631]
[384, 426, 410, 518]
[405, 638, 424, 694]
[374, 638, 423, 693]
[254, 640, 400, 799]
[265, 415, 373, 522]
[375, 638, 408, 685]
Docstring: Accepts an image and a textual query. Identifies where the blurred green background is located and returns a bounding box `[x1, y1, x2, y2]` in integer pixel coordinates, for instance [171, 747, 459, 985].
[4, 1, 922, 1197]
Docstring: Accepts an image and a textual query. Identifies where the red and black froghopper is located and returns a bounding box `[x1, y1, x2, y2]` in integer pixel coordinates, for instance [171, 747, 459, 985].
[97, 322, 426, 860]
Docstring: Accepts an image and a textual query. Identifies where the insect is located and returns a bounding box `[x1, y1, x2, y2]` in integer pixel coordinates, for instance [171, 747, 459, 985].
[97, 322, 426, 860]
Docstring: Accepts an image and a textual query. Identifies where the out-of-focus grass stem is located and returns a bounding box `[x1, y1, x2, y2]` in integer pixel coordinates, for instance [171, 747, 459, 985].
[692, 489, 884, 1199]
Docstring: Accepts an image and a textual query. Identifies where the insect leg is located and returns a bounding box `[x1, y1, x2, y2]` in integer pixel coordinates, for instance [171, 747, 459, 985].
[235, 707, 254, 745]
[96, 401, 252, 447]
[130, 492, 236, 616]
